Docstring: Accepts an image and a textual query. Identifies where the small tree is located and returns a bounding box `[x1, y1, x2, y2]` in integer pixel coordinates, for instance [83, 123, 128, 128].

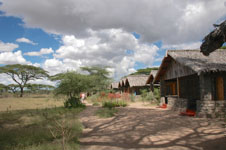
[52, 71, 89, 108]
[0, 64, 49, 97]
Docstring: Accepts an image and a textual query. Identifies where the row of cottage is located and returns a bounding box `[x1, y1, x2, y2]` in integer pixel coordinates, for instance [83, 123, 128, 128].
[110, 49, 226, 118]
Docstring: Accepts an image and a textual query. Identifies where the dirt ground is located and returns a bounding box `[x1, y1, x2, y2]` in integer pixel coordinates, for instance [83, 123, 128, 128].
[79, 102, 226, 150]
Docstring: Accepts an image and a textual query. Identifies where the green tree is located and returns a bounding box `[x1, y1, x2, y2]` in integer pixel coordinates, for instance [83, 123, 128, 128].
[0, 64, 49, 97]
[52, 71, 89, 108]
[0, 83, 7, 93]
[53, 72, 89, 98]
[25, 84, 54, 94]
[7, 84, 19, 94]
[81, 66, 111, 93]
[130, 67, 159, 75]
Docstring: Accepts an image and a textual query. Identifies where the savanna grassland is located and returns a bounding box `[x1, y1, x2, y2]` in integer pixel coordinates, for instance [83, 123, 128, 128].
[0, 94, 64, 112]
[0, 94, 84, 150]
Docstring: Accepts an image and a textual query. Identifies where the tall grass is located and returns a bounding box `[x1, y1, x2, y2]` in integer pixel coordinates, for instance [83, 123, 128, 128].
[0, 107, 84, 150]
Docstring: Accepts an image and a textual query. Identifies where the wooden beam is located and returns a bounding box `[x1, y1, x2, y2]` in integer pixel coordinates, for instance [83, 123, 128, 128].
[177, 78, 180, 97]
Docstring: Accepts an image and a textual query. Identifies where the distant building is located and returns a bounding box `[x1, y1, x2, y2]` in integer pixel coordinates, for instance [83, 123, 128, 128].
[154, 49, 226, 117]
[119, 75, 149, 95]
[110, 82, 119, 91]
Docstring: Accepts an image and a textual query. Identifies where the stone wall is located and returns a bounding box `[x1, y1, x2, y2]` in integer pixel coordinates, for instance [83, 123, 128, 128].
[196, 100, 226, 118]
[161, 96, 187, 111]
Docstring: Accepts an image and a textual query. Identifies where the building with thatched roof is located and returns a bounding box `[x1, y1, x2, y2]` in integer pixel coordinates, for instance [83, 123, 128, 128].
[121, 75, 149, 95]
[146, 70, 159, 92]
[110, 82, 119, 91]
[154, 49, 226, 117]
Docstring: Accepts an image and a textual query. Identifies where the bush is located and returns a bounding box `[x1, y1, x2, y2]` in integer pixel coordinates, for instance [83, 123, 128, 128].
[130, 94, 135, 102]
[102, 100, 127, 109]
[140, 88, 160, 104]
[64, 97, 86, 108]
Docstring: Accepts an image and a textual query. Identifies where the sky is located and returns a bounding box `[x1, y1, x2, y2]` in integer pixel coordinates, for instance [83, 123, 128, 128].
[0, 0, 225, 85]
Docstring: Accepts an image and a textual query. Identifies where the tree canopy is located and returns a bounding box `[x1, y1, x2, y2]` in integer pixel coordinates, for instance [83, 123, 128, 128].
[130, 67, 159, 75]
[81, 66, 111, 93]
[53, 71, 90, 99]
[0, 64, 49, 97]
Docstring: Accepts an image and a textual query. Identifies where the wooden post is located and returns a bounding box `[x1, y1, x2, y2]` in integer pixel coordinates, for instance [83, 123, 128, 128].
[177, 78, 180, 97]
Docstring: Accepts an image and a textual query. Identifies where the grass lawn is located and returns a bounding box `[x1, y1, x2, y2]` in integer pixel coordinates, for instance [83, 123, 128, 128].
[0, 94, 64, 112]
[0, 107, 84, 150]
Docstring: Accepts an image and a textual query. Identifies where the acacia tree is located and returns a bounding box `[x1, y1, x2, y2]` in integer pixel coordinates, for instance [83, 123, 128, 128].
[81, 66, 111, 93]
[0, 64, 49, 97]
[0, 83, 7, 94]
[52, 71, 90, 108]
[7, 84, 19, 94]
[52, 71, 89, 99]
[26, 84, 55, 94]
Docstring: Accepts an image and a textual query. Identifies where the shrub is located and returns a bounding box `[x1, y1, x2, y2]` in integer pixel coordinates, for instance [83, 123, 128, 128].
[130, 94, 135, 102]
[64, 97, 86, 108]
[102, 100, 127, 109]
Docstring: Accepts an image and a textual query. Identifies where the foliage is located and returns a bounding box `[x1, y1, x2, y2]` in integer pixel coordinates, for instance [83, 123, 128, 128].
[7, 84, 19, 93]
[102, 100, 127, 109]
[25, 84, 55, 94]
[130, 67, 158, 75]
[130, 94, 135, 102]
[140, 88, 160, 104]
[0, 64, 49, 97]
[96, 108, 118, 118]
[0, 83, 7, 93]
[0, 107, 83, 150]
[153, 88, 161, 104]
[64, 97, 86, 108]
[53, 71, 89, 99]
[220, 45, 226, 49]
[81, 66, 111, 93]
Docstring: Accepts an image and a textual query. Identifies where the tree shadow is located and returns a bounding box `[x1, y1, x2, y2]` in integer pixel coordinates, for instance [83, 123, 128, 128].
[79, 106, 226, 150]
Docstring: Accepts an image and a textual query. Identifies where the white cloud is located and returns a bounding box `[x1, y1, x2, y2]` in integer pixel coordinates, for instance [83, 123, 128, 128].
[47, 29, 159, 79]
[0, 0, 225, 44]
[24, 48, 54, 56]
[16, 37, 37, 45]
[43, 58, 82, 75]
[0, 50, 28, 64]
[0, 41, 18, 52]
[1, 0, 224, 80]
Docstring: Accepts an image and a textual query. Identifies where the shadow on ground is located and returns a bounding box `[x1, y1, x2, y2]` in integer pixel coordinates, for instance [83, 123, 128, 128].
[79, 106, 226, 150]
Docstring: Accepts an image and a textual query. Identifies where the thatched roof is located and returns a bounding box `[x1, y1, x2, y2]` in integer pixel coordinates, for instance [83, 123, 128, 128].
[154, 49, 226, 83]
[125, 75, 149, 87]
[110, 82, 119, 89]
[118, 78, 126, 88]
[146, 70, 158, 84]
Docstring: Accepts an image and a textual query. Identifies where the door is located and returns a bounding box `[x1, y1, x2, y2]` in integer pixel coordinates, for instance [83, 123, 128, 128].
[216, 76, 224, 100]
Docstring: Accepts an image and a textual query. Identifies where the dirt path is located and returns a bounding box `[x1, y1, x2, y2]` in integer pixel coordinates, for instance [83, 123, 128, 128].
[79, 103, 226, 150]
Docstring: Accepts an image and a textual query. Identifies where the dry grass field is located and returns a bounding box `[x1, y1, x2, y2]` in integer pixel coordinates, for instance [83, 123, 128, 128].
[0, 94, 64, 112]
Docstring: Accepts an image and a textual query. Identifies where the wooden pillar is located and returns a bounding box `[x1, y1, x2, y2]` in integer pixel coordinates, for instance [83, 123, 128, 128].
[177, 78, 180, 97]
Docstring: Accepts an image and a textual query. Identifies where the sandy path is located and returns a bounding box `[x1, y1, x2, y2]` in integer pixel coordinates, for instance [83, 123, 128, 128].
[79, 103, 226, 150]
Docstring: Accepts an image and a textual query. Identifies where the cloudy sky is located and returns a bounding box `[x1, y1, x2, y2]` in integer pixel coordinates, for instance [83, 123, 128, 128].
[0, 0, 225, 85]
